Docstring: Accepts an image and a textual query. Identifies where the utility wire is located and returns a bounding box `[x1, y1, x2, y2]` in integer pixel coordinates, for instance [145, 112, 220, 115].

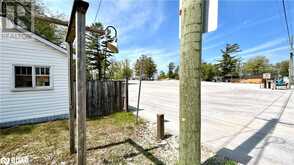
[285, 0, 293, 39]
[282, 0, 293, 48]
[93, 0, 102, 23]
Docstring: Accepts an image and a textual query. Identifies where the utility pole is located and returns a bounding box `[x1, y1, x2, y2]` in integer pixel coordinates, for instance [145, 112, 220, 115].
[179, 0, 203, 164]
[76, 2, 88, 165]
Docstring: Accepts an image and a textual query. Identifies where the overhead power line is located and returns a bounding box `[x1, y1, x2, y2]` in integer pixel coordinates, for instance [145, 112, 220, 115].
[93, 0, 102, 23]
[282, 0, 293, 48]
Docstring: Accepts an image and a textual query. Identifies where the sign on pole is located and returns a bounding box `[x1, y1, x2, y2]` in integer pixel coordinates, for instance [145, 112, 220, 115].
[179, 0, 218, 38]
[203, 0, 218, 32]
[263, 73, 271, 79]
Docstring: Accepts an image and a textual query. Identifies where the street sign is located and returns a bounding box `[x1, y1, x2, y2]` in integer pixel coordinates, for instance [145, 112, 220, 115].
[203, 0, 218, 32]
[263, 73, 271, 79]
[179, 0, 218, 38]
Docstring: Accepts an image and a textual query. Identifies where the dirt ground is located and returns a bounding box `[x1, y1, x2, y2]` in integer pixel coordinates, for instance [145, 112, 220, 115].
[0, 112, 236, 165]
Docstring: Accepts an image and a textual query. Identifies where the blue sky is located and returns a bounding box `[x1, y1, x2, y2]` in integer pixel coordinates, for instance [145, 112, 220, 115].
[43, 0, 294, 72]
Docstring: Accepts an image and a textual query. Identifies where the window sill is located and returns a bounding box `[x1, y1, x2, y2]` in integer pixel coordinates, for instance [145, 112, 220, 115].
[11, 87, 54, 92]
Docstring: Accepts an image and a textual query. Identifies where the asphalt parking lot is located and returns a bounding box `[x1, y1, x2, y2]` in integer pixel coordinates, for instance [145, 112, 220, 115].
[128, 80, 294, 165]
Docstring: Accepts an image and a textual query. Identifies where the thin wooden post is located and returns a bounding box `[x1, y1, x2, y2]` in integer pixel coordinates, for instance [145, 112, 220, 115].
[124, 59, 129, 112]
[157, 114, 164, 140]
[289, 52, 293, 89]
[1, 2, 7, 30]
[76, 3, 88, 165]
[124, 77, 129, 112]
[179, 0, 203, 164]
[67, 42, 75, 154]
[13, 3, 17, 24]
[136, 62, 143, 122]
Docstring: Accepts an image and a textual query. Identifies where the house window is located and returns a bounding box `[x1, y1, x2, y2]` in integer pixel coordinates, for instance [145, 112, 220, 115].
[13, 65, 52, 90]
[35, 67, 50, 87]
[15, 66, 33, 88]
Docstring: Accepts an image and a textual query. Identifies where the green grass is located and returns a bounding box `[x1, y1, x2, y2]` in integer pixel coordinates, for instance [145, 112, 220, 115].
[0, 124, 37, 136]
[224, 160, 237, 165]
[202, 156, 238, 165]
[0, 112, 137, 139]
[87, 112, 143, 126]
[0, 112, 142, 164]
[111, 112, 140, 125]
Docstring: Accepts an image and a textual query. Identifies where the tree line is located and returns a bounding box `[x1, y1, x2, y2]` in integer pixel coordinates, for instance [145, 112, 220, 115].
[201, 43, 289, 81]
[159, 43, 289, 81]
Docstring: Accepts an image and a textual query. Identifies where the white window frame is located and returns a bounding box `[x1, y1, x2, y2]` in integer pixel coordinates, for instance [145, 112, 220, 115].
[11, 64, 54, 92]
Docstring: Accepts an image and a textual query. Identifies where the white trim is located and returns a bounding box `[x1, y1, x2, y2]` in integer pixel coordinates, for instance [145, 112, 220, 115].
[11, 64, 54, 92]
[11, 88, 54, 92]
[32, 66, 36, 88]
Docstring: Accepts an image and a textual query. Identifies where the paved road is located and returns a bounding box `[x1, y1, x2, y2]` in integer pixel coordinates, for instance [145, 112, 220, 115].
[128, 80, 294, 165]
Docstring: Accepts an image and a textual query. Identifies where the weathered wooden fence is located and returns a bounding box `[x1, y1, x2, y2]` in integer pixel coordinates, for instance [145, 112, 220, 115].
[74, 80, 125, 117]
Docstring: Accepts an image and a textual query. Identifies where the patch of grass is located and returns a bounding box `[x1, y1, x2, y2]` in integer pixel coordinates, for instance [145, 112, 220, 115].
[111, 112, 139, 125]
[0, 120, 69, 138]
[0, 124, 36, 136]
[0, 112, 148, 164]
[224, 160, 237, 165]
[88, 112, 142, 127]
[202, 156, 237, 165]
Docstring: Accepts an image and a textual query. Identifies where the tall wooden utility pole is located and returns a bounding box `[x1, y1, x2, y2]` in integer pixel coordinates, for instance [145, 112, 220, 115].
[67, 42, 75, 154]
[179, 0, 203, 164]
[76, 2, 88, 165]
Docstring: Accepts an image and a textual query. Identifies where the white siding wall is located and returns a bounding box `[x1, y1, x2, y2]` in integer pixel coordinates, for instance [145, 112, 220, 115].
[0, 36, 69, 125]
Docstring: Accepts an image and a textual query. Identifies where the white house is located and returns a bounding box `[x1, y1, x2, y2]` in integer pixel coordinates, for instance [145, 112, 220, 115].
[0, 17, 69, 127]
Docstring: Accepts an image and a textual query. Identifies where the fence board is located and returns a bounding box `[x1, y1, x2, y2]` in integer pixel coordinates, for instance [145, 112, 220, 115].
[74, 80, 125, 117]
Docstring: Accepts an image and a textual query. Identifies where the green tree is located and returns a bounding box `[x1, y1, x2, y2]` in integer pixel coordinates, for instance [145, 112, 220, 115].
[201, 63, 217, 81]
[86, 22, 114, 80]
[109, 60, 132, 80]
[159, 71, 167, 79]
[174, 65, 179, 80]
[134, 55, 157, 80]
[34, 18, 66, 45]
[217, 44, 241, 78]
[275, 60, 289, 77]
[13, 0, 66, 45]
[168, 62, 176, 79]
[243, 56, 271, 76]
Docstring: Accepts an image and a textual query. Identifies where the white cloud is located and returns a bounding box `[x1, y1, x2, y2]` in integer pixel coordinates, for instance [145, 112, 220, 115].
[241, 46, 288, 59]
[90, 0, 166, 44]
[204, 14, 278, 44]
[203, 41, 225, 51]
[42, 0, 165, 39]
[238, 38, 286, 57]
